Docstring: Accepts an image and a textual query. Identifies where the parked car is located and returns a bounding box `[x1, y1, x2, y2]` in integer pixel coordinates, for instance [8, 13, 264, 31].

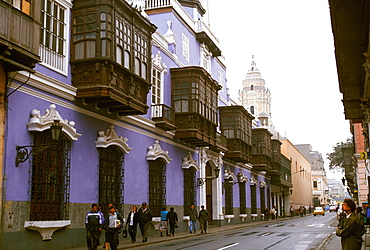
[313, 207, 325, 216]
[330, 205, 336, 212]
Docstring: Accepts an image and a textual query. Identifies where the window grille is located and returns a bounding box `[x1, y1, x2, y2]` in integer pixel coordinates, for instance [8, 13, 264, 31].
[251, 184, 257, 214]
[40, 0, 67, 73]
[260, 187, 265, 209]
[183, 168, 196, 215]
[225, 179, 233, 215]
[30, 131, 71, 221]
[239, 182, 246, 214]
[98, 146, 124, 215]
[149, 159, 166, 216]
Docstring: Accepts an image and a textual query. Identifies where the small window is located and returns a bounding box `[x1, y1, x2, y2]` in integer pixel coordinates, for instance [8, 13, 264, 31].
[182, 33, 190, 61]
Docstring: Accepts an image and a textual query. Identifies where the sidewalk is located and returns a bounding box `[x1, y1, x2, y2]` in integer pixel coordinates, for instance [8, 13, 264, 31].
[67, 215, 339, 250]
[319, 226, 370, 250]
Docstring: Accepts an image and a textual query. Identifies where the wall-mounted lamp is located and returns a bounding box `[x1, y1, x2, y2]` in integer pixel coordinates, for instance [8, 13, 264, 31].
[292, 169, 304, 175]
[197, 167, 220, 186]
[15, 120, 62, 167]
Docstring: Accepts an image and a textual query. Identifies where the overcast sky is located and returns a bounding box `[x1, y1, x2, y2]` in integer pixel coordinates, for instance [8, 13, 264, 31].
[205, 0, 351, 179]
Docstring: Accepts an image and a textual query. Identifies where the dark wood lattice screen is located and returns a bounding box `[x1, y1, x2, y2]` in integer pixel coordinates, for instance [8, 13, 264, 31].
[239, 182, 246, 214]
[184, 167, 196, 215]
[251, 184, 257, 214]
[260, 187, 265, 210]
[225, 178, 233, 215]
[98, 146, 124, 215]
[30, 131, 71, 221]
[149, 159, 166, 216]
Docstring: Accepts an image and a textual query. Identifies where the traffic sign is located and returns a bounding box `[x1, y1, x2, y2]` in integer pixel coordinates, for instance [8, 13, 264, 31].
[360, 151, 369, 160]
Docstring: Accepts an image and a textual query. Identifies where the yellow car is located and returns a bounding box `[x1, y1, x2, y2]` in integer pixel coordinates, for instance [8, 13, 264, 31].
[313, 207, 325, 216]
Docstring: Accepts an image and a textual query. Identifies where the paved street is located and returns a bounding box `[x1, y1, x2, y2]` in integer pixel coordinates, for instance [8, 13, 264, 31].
[68, 211, 370, 250]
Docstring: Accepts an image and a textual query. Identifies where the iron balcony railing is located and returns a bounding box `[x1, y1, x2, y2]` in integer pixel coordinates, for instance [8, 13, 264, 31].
[152, 104, 175, 122]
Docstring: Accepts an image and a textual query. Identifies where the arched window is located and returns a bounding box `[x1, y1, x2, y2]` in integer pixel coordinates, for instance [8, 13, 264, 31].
[30, 131, 71, 221]
[98, 146, 124, 215]
[250, 106, 255, 115]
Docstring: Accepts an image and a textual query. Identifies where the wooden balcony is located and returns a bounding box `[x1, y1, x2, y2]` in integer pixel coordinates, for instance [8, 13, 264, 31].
[251, 128, 272, 172]
[151, 104, 176, 131]
[174, 113, 217, 146]
[0, 0, 40, 72]
[210, 132, 228, 152]
[72, 60, 151, 115]
[219, 105, 253, 163]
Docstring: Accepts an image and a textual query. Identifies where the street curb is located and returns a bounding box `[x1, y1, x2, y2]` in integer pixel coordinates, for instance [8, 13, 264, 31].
[118, 216, 299, 249]
[316, 231, 334, 250]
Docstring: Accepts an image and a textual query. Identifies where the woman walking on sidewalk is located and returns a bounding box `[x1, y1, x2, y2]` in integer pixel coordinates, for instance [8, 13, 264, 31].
[166, 207, 178, 237]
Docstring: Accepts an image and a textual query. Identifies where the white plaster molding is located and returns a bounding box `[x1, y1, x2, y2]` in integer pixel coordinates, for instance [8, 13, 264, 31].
[13, 71, 76, 101]
[95, 124, 132, 153]
[164, 20, 176, 44]
[224, 214, 234, 223]
[237, 172, 248, 183]
[27, 104, 81, 141]
[183, 216, 190, 221]
[24, 220, 70, 240]
[152, 51, 168, 73]
[250, 214, 258, 221]
[250, 176, 258, 186]
[181, 152, 199, 171]
[260, 180, 267, 187]
[146, 140, 172, 163]
[151, 217, 161, 230]
[199, 147, 224, 169]
[224, 167, 236, 180]
[239, 214, 248, 221]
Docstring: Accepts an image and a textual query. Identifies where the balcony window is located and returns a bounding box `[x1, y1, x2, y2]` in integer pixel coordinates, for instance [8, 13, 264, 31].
[152, 67, 162, 105]
[182, 33, 189, 61]
[40, 0, 69, 73]
[13, 0, 30, 14]
[100, 12, 112, 57]
[116, 18, 131, 69]
[134, 32, 149, 80]
[73, 12, 96, 59]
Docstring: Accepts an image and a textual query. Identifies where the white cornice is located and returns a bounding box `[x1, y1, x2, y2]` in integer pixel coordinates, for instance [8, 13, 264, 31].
[11, 71, 76, 101]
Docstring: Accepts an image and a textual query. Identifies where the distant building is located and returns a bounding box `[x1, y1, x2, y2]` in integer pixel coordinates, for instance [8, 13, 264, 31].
[295, 144, 328, 207]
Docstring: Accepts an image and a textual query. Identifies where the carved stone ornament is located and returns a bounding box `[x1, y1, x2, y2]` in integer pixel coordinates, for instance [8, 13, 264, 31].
[260, 180, 267, 187]
[181, 152, 199, 171]
[152, 51, 167, 73]
[224, 167, 236, 180]
[237, 172, 248, 183]
[95, 124, 132, 153]
[27, 104, 81, 141]
[146, 140, 172, 163]
[199, 147, 224, 169]
[250, 176, 258, 186]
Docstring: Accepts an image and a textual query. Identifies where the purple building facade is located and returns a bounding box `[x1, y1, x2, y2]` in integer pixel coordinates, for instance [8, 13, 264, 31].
[1, 1, 274, 249]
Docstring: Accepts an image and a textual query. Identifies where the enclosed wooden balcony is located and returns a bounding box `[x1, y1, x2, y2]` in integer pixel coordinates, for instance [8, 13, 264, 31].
[210, 132, 228, 152]
[71, 0, 156, 116]
[251, 128, 272, 172]
[0, 0, 40, 72]
[219, 106, 253, 163]
[270, 154, 292, 187]
[151, 104, 176, 131]
[171, 66, 221, 147]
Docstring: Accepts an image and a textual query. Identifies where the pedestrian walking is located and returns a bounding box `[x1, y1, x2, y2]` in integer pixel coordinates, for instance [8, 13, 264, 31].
[104, 205, 123, 250]
[96, 206, 105, 247]
[263, 206, 269, 221]
[290, 206, 294, 217]
[199, 205, 209, 234]
[126, 206, 140, 243]
[85, 203, 104, 250]
[138, 202, 153, 243]
[166, 207, 178, 237]
[189, 204, 198, 233]
[160, 207, 169, 237]
[336, 198, 363, 250]
[270, 206, 277, 220]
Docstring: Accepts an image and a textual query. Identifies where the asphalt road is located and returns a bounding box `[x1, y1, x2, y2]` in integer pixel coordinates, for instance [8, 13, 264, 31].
[136, 212, 337, 250]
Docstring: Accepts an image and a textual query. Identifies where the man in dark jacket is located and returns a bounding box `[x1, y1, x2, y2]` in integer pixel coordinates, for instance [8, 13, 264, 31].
[189, 204, 198, 233]
[198, 205, 209, 234]
[336, 199, 363, 250]
[138, 202, 153, 242]
[85, 203, 104, 250]
[104, 205, 123, 250]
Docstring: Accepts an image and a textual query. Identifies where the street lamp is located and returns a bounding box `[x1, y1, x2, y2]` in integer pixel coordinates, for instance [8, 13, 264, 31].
[197, 167, 220, 186]
[15, 120, 63, 167]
